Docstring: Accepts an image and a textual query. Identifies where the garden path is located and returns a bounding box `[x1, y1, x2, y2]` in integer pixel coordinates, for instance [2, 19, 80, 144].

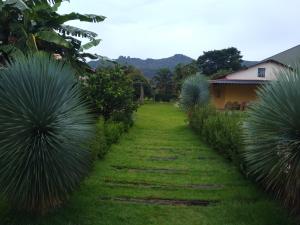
[1, 103, 295, 225]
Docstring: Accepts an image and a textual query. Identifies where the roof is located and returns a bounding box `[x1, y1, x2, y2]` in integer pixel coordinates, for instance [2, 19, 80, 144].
[210, 79, 269, 85]
[210, 44, 300, 84]
[263, 44, 300, 66]
[211, 59, 287, 80]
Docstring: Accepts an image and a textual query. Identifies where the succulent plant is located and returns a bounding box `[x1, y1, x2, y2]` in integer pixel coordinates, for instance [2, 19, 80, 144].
[0, 53, 94, 213]
[179, 73, 209, 111]
[244, 66, 300, 213]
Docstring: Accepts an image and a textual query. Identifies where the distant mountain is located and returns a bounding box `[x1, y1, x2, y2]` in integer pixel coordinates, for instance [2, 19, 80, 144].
[88, 55, 259, 78]
[89, 54, 194, 78]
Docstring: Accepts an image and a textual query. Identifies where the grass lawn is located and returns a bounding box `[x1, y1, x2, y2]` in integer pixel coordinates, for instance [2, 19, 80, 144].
[0, 103, 296, 225]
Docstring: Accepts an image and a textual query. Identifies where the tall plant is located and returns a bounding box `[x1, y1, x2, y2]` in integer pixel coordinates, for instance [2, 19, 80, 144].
[81, 66, 137, 126]
[0, 53, 94, 213]
[0, 0, 105, 70]
[179, 73, 209, 112]
[244, 67, 300, 213]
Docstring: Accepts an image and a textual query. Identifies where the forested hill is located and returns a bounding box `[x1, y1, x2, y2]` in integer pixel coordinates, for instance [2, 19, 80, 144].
[89, 54, 194, 78]
[88, 55, 259, 78]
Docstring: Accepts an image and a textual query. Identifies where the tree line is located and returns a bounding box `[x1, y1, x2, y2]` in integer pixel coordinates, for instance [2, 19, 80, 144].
[150, 47, 243, 101]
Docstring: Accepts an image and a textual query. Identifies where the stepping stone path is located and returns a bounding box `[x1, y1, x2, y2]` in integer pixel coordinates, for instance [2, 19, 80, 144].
[91, 104, 295, 225]
[5, 103, 293, 225]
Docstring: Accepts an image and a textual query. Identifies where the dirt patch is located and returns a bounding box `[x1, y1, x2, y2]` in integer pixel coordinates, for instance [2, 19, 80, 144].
[104, 180, 224, 190]
[99, 196, 218, 206]
[111, 165, 188, 174]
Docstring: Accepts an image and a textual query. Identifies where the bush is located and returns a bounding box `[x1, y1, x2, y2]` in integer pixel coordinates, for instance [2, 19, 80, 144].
[110, 111, 134, 132]
[244, 67, 300, 213]
[0, 53, 94, 213]
[202, 112, 244, 164]
[90, 117, 109, 160]
[104, 120, 125, 146]
[89, 118, 126, 160]
[179, 73, 209, 112]
[81, 66, 137, 126]
[188, 105, 244, 169]
[189, 104, 217, 132]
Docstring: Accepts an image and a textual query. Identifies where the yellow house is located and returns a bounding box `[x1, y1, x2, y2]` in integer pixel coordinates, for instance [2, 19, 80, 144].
[210, 60, 288, 109]
[210, 44, 300, 109]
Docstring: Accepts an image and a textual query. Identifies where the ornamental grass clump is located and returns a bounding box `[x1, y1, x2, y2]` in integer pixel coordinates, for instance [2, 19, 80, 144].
[244, 67, 300, 213]
[179, 73, 209, 112]
[0, 53, 94, 214]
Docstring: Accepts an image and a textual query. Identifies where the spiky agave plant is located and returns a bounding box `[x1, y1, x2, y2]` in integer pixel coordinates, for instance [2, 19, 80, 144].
[179, 73, 209, 111]
[0, 53, 94, 213]
[244, 66, 300, 213]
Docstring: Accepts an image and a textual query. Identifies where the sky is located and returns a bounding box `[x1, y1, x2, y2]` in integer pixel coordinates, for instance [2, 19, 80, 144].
[59, 0, 300, 61]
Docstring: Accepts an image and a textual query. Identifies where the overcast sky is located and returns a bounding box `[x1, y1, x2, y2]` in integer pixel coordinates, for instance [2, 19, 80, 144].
[59, 0, 300, 61]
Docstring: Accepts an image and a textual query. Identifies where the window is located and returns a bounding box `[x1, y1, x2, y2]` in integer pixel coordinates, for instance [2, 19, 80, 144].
[258, 68, 266, 77]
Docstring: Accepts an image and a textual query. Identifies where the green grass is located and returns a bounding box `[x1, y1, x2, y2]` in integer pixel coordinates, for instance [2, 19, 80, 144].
[0, 103, 296, 225]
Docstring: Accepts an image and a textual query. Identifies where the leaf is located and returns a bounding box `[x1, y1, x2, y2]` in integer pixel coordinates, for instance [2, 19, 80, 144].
[54, 13, 106, 24]
[79, 53, 99, 60]
[80, 39, 101, 51]
[35, 30, 71, 48]
[0, 45, 24, 58]
[57, 25, 98, 40]
[52, 0, 64, 11]
[4, 0, 29, 11]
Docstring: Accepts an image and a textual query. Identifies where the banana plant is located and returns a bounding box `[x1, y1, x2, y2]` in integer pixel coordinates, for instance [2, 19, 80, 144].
[0, 0, 105, 70]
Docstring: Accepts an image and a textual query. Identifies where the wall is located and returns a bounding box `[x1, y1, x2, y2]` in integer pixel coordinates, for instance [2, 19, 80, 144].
[211, 84, 259, 109]
[225, 62, 285, 80]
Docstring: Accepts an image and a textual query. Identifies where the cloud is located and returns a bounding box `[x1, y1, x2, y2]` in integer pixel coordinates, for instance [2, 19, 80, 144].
[59, 0, 300, 60]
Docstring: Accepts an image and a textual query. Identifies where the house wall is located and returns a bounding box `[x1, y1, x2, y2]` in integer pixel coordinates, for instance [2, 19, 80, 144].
[225, 62, 284, 80]
[211, 84, 259, 109]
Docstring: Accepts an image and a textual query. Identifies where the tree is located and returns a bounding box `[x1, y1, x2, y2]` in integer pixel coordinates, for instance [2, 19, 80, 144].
[81, 66, 137, 124]
[124, 65, 152, 103]
[174, 61, 199, 94]
[151, 68, 175, 102]
[0, 0, 105, 71]
[197, 47, 243, 76]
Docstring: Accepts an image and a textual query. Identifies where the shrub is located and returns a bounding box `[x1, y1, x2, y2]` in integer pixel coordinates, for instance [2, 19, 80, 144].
[179, 73, 210, 112]
[0, 53, 94, 213]
[89, 118, 127, 160]
[244, 67, 300, 213]
[104, 120, 125, 146]
[90, 117, 109, 160]
[188, 105, 245, 169]
[189, 104, 217, 132]
[202, 112, 244, 164]
[81, 66, 137, 126]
